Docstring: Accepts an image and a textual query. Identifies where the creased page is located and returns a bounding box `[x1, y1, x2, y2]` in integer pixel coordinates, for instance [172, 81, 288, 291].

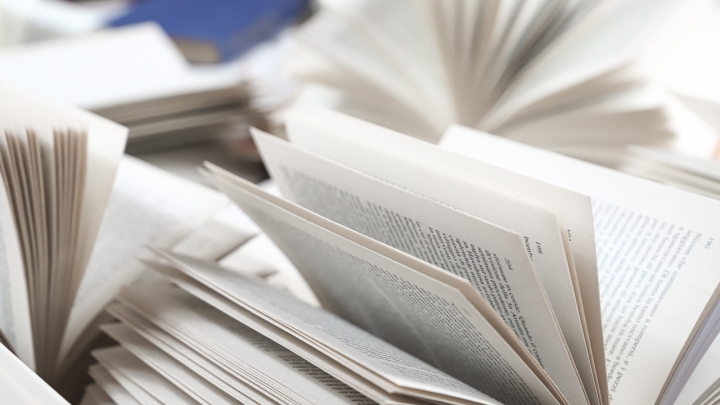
[202, 169, 564, 405]
[285, 110, 603, 405]
[441, 126, 720, 405]
[253, 130, 588, 405]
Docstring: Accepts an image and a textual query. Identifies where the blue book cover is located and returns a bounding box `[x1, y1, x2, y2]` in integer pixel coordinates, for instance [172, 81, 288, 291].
[109, 0, 309, 62]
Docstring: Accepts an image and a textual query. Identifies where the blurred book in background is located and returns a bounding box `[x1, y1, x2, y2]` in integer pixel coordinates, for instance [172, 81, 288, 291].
[0, 23, 257, 152]
[109, 0, 311, 64]
[284, 0, 720, 172]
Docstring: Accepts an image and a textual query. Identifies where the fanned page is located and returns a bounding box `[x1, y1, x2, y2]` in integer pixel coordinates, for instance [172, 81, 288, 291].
[441, 126, 720, 405]
[203, 165, 565, 405]
[109, 282, 377, 405]
[482, 0, 667, 133]
[153, 247, 548, 405]
[149, 259, 485, 405]
[0, 82, 127, 373]
[291, 1, 452, 140]
[284, 109, 605, 405]
[92, 346, 200, 405]
[288, 0, 673, 150]
[96, 320, 277, 405]
[100, 324, 243, 405]
[251, 129, 589, 405]
[86, 363, 150, 405]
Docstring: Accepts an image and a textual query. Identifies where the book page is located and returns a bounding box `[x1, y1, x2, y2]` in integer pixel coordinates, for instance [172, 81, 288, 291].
[88, 365, 143, 405]
[441, 126, 720, 405]
[285, 110, 603, 405]
[101, 324, 240, 405]
[219, 234, 320, 306]
[254, 130, 588, 405]
[81, 384, 116, 405]
[59, 203, 252, 381]
[293, 8, 450, 138]
[170, 213, 255, 261]
[157, 260, 497, 405]
[675, 332, 720, 405]
[327, 0, 451, 119]
[158, 249, 548, 405]
[203, 168, 566, 405]
[59, 156, 227, 362]
[104, 305, 276, 405]
[108, 303, 273, 405]
[483, 1, 666, 129]
[0, 344, 69, 405]
[0, 175, 34, 368]
[93, 346, 198, 405]
[111, 284, 380, 405]
[115, 276, 417, 405]
[0, 81, 127, 371]
[108, 302, 332, 405]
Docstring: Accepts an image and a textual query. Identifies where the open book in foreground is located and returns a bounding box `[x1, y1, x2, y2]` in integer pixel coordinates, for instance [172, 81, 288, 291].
[88, 109, 720, 405]
[0, 81, 127, 380]
[0, 82, 252, 400]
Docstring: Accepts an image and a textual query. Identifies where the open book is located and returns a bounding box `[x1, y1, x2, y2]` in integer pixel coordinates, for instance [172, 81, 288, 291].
[0, 83, 251, 400]
[86, 109, 720, 405]
[285, 0, 677, 152]
[0, 82, 127, 379]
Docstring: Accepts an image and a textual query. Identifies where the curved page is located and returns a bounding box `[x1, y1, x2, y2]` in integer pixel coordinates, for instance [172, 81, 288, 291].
[441, 126, 720, 405]
[285, 110, 603, 405]
[202, 166, 564, 405]
[253, 129, 587, 405]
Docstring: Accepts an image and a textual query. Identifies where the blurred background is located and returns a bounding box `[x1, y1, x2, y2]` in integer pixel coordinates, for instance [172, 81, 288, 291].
[1, 0, 720, 198]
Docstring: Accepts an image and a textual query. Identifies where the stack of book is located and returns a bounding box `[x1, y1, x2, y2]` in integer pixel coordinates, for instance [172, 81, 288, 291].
[0, 23, 255, 152]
